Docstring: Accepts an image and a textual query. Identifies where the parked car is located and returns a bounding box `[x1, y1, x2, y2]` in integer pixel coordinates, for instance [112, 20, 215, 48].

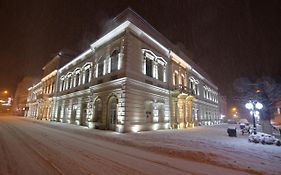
[248, 133, 263, 143]
[227, 127, 237, 137]
[227, 119, 237, 124]
[248, 132, 281, 146]
[261, 135, 275, 145]
[239, 122, 251, 135]
[238, 119, 249, 125]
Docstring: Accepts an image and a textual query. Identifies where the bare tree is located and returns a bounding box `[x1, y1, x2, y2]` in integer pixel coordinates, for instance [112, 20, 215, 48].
[233, 77, 281, 134]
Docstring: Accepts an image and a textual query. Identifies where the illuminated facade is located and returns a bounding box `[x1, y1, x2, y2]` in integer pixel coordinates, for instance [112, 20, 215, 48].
[26, 8, 220, 132]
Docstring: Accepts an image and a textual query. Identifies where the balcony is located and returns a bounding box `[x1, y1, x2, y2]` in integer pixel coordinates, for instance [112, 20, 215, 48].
[171, 85, 194, 97]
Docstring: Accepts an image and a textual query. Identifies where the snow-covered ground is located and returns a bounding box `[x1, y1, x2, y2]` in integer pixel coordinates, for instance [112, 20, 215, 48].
[0, 115, 280, 175]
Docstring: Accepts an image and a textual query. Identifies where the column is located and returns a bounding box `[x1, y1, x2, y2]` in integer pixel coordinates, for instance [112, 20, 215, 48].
[186, 96, 194, 127]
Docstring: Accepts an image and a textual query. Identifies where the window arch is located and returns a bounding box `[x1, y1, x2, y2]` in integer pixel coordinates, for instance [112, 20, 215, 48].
[66, 73, 72, 90]
[83, 63, 92, 84]
[73, 68, 81, 87]
[60, 76, 65, 91]
[107, 95, 118, 129]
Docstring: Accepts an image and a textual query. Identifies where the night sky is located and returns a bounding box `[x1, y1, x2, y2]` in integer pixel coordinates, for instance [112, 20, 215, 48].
[0, 0, 280, 103]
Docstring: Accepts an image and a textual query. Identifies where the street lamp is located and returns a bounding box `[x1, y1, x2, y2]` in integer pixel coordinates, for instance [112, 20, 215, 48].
[245, 100, 263, 134]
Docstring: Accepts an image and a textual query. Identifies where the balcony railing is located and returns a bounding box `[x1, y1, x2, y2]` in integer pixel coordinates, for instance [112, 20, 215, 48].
[171, 84, 194, 96]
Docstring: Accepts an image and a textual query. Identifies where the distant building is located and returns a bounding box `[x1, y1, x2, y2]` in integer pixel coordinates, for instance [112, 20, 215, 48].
[12, 76, 39, 115]
[26, 52, 74, 119]
[26, 8, 220, 132]
[218, 95, 227, 122]
[271, 101, 281, 131]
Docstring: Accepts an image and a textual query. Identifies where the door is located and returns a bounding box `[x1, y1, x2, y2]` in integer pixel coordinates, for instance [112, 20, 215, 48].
[107, 96, 118, 131]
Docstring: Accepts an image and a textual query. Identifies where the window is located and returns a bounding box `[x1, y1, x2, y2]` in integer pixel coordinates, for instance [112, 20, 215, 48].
[61, 79, 65, 91]
[181, 74, 185, 86]
[111, 49, 119, 72]
[98, 62, 104, 77]
[142, 49, 166, 82]
[94, 98, 103, 122]
[158, 65, 164, 82]
[48, 84, 51, 94]
[189, 81, 193, 90]
[75, 73, 80, 87]
[146, 59, 153, 77]
[85, 69, 90, 84]
[67, 77, 71, 89]
[194, 84, 198, 95]
[174, 72, 178, 86]
[52, 82, 55, 93]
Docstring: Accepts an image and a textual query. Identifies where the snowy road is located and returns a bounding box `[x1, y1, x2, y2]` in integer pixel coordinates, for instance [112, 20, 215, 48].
[0, 115, 267, 175]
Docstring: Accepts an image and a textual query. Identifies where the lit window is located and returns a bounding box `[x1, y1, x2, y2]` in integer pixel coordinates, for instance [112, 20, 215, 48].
[174, 72, 178, 86]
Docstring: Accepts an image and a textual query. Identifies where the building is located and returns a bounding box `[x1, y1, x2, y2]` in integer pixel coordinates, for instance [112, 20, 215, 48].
[12, 76, 39, 115]
[26, 8, 220, 133]
[26, 52, 74, 119]
[271, 101, 281, 135]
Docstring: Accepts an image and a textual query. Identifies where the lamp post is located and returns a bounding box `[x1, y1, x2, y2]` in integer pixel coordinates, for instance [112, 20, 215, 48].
[245, 100, 263, 134]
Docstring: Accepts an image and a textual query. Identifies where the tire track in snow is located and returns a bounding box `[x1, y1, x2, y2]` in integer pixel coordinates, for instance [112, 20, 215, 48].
[18, 119, 223, 175]
[16, 118, 197, 175]
[0, 120, 64, 175]
[6, 118, 146, 175]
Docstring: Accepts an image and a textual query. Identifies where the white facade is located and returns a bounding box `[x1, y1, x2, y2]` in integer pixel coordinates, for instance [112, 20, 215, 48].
[26, 9, 219, 132]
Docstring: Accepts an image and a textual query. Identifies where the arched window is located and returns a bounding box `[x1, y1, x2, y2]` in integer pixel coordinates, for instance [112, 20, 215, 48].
[189, 80, 193, 90]
[111, 49, 119, 72]
[75, 72, 80, 87]
[67, 76, 72, 89]
[82, 64, 92, 84]
[108, 96, 118, 128]
[94, 98, 102, 122]
[85, 68, 90, 83]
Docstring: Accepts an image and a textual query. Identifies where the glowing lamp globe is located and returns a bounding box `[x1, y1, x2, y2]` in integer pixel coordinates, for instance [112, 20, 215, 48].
[255, 102, 263, 110]
[245, 102, 253, 110]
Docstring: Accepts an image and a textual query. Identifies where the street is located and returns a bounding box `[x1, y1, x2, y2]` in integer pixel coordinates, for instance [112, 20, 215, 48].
[0, 115, 276, 175]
